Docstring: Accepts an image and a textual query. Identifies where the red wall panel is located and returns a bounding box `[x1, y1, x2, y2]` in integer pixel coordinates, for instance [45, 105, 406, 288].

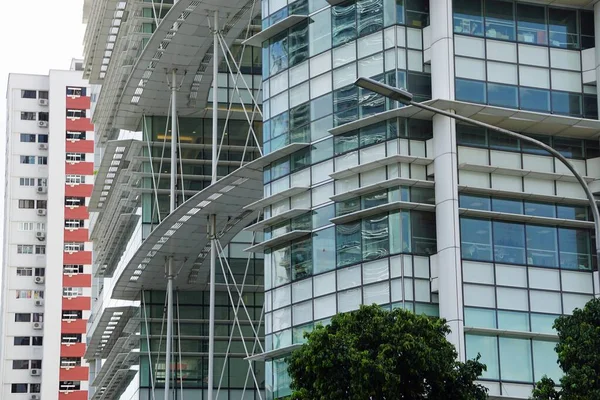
[62, 274, 91, 287]
[64, 206, 89, 220]
[66, 118, 93, 132]
[59, 391, 88, 400]
[62, 296, 91, 311]
[63, 251, 92, 265]
[66, 96, 91, 110]
[66, 140, 94, 153]
[65, 162, 94, 175]
[60, 343, 86, 358]
[65, 184, 93, 197]
[61, 319, 87, 334]
[59, 366, 89, 381]
[64, 229, 89, 242]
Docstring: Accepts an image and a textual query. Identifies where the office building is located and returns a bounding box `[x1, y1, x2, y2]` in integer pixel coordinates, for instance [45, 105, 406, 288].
[2, 61, 94, 400]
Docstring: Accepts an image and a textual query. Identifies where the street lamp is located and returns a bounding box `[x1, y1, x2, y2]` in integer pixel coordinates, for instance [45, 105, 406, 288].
[355, 76, 600, 270]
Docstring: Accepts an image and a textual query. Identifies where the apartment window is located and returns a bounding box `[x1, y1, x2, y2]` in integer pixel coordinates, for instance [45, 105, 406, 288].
[11, 384, 28, 393]
[66, 175, 85, 184]
[30, 384, 41, 393]
[18, 222, 34, 231]
[16, 267, 33, 276]
[35, 245, 46, 255]
[62, 310, 82, 320]
[37, 134, 48, 143]
[17, 245, 34, 254]
[66, 131, 85, 140]
[60, 357, 81, 367]
[34, 268, 45, 277]
[66, 109, 86, 119]
[35, 223, 46, 231]
[12, 360, 29, 370]
[65, 220, 84, 229]
[37, 156, 48, 165]
[15, 313, 31, 322]
[20, 112, 36, 120]
[66, 87, 85, 97]
[20, 155, 35, 164]
[64, 242, 84, 252]
[14, 337, 30, 346]
[16, 290, 32, 299]
[20, 134, 36, 143]
[60, 381, 81, 391]
[32, 337, 43, 346]
[21, 90, 37, 99]
[37, 178, 47, 187]
[61, 334, 82, 344]
[63, 287, 84, 297]
[19, 178, 35, 186]
[30, 360, 42, 369]
[65, 197, 85, 206]
[63, 265, 84, 274]
[38, 112, 48, 121]
[32, 313, 43, 323]
[38, 91, 48, 99]
[36, 200, 47, 209]
[66, 153, 85, 162]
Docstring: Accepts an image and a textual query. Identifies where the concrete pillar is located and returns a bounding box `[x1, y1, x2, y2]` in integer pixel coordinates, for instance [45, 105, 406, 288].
[429, 0, 465, 360]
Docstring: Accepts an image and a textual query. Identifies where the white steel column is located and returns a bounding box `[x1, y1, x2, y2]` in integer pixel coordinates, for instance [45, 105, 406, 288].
[594, 3, 600, 298]
[164, 69, 178, 400]
[429, 0, 465, 360]
[207, 10, 219, 400]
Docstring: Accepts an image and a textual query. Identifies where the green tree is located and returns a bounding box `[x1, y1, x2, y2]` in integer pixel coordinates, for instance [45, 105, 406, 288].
[531, 297, 600, 400]
[288, 304, 488, 400]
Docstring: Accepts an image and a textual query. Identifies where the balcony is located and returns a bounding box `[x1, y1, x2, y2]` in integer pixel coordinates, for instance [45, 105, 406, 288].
[66, 96, 91, 110]
[63, 273, 91, 287]
[63, 251, 92, 265]
[66, 118, 93, 132]
[65, 184, 93, 197]
[61, 319, 87, 334]
[66, 140, 94, 153]
[60, 342, 86, 358]
[65, 161, 94, 175]
[64, 206, 89, 219]
[64, 228, 89, 242]
[62, 296, 91, 311]
[59, 391, 88, 400]
[59, 365, 89, 381]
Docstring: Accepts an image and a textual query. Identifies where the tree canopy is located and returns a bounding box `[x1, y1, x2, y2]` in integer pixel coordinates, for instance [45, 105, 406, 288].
[287, 304, 488, 400]
[531, 297, 600, 400]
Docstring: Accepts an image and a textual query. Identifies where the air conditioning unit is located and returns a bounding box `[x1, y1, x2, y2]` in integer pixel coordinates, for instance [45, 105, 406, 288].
[38, 99, 48, 106]
[34, 276, 45, 284]
[34, 299, 44, 307]
[36, 186, 47, 194]
[35, 231, 46, 241]
[37, 121, 48, 127]
[30, 395, 40, 400]
[30, 369, 41, 376]
[38, 143, 48, 150]
[32, 322, 43, 330]
[37, 209, 47, 216]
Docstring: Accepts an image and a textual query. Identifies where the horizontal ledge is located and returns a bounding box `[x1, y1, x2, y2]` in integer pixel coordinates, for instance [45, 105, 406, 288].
[244, 186, 309, 211]
[331, 201, 435, 225]
[245, 344, 303, 361]
[244, 230, 312, 252]
[458, 185, 595, 206]
[464, 326, 557, 341]
[252, 142, 311, 169]
[243, 15, 310, 47]
[459, 208, 595, 229]
[458, 163, 595, 183]
[330, 177, 434, 202]
[244, 208, 311, 231]
[330, 154, 432, 180]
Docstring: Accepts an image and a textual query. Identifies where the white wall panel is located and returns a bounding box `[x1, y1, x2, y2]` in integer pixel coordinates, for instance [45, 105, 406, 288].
[519, 66, 550, 89]
[518, 44, 549, 67]
[455, 36, 485, 58]
[486, 40, 517, 63]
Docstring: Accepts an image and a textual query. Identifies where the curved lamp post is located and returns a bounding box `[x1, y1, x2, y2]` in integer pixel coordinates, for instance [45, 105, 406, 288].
[355, 76, 600, 271]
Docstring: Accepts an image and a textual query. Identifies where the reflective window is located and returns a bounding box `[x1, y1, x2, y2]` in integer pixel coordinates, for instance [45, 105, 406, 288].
[559, 228, 592, 270]
[548, 7, 578, 49]
[494, 221, 525, 264]
[358, 0, 384, 36]
[309, 9, 332, 56]
[485, 0, 515, 41]
[362, 214, 389, 260]
[460, 194, 491, 211]
[526, 225, 558, 268]
[454, 0, 484, 36]
[491, 198, 522, 214]
[524, 202, 556, 218]
[466, 334, 499, 379]
[456, 79, 486, 103]
[520, 87, 550, 113]
[487, 83, 518, 108]
[552, 91, 582, 117]
[461, 218, 492, 261]
[499, 337, 533, 382]
[332, 1, 357, 47]
[337, 222, 362, 267]
[517, 3, 547, 45]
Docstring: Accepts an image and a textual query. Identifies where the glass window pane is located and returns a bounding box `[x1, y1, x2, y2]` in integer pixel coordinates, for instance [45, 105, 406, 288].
[272, 246, 291, 287]
[487, 83, 518, 108]
[457, 124, 487, 146]
[522, 133, 552, 156]
[517, 3, 547, 45]
[337, 222, 362, 267]
[491, 198, 523, 214]
[466, 334, 499, 379]
[548, 8, 578, 49]
[362, 214, 389, 260]
[456, 79, 486, 103]
[461, 218, 492, 261]
[357, 0, 383, 37]
[531, 313, 558, 334]
[557, 205, 588, 221]
[533, 340, 562, 382]
[269, 32, 288, 76]
[498, 310, 530, 331]
[552, 91, 582, 117]
[460, 194, 491, 211]
[411, 211, 436, 254]
[405, 0, 429, 27]
[292, 239, 312, 280]
[493, 221, 526, 264]
[313, 227, 336, 274]
[332, 1, 357, 47]
[288, 22, 309, 67]
[527, 225, 558, 268]
[559, 228, 592, 270]
[309, 9, 332, 56]
[499, 337, 533, 382]
[485, 0, 515, 41]
[489, 130, 519, 151]
[454, 0, 484, 36]
[524, 201, 556, 218]
[520, 87, 550, 113]
[407, 72, 432, 99]
[464, 307, 497, 328]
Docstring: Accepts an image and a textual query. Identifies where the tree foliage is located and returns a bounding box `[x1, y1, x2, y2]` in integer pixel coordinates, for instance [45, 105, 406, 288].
[531, 297, 600, 400]
[287, 304, 488, 400]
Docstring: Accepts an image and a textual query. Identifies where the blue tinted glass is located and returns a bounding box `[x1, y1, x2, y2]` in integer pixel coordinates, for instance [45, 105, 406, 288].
[460, 218, 492, 261]
[524, 202, 556, 218]
[526, 225, 558, 268]
[456, 79, 486, 103]
[520, 87, 550, 112]
[485, 0, 516, 41]
[493, 221, 526, 264]
[491, 198, 523, 214]
[460, 194, 491, 210]
[499, 337, 533, 382]
[488, 83, 518, 108]
[498, 310, 530, 331]
[552, 91, 582, 117]
[558, 228, 592, 270]
[557, 205, 588, 221]
[530, 313, 558, 334]
[464, 307, 496, 328]
[454, 0, 484, 36]
[466, 334, 499, 379]
[533, 340, 562, 382]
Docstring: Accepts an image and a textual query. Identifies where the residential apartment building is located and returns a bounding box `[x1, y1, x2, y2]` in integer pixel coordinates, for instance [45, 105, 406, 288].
[2, 61, 94, 400]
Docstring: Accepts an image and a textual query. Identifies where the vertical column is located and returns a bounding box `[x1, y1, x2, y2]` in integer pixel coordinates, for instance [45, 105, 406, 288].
[594, 3, 600, 119]
[429, 0, 465, 360]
